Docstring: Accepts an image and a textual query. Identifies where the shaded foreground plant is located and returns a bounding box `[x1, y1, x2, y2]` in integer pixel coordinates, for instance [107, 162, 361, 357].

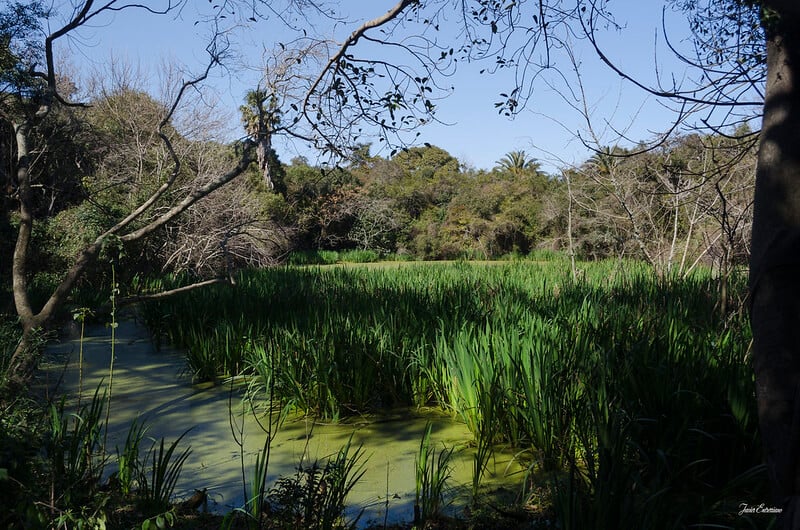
[6, 384, 113, 528]
[242, 436, 273, 525]
[0, 309, 199, 528]
[46, 385, 107, 510]
[549, 292, 766, 529]
[266, 435, 367, 530]
[115, 416, 148, 495]
[137, 429, 192, 516]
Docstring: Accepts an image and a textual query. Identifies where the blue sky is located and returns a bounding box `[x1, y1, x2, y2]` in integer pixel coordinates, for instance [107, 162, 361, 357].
[53, 1, 749, 174]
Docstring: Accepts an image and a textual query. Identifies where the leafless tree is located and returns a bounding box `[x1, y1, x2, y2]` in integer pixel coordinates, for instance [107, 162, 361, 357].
[347, 193, 403, 252]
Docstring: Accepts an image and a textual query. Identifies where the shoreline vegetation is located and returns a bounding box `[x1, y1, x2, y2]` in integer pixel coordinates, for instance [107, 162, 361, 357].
[2, 259, 768, 529]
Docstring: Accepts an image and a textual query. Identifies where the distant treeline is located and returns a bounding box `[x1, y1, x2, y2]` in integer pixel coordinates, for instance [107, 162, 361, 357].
[1, 88, 755, 301]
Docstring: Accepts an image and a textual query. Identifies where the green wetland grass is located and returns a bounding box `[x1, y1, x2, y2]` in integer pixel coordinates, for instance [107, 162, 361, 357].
[138, 260, 766, 528]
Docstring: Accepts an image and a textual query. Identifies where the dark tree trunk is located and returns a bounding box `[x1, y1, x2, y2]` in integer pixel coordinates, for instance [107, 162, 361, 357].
[6, 329, 39, 393]
[750, 8, 800, 527]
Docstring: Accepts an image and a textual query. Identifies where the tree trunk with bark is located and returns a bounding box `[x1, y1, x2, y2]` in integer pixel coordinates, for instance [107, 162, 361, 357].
[6, 116, 102, 390]
[8, 119, 46, 391]
[749, 5, 800, 527]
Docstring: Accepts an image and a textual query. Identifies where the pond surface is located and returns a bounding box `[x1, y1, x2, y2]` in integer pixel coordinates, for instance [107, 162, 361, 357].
[44, 319, 525, 526]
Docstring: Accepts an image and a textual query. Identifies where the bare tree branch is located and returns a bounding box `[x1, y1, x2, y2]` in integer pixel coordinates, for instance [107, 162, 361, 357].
[304, 0, 420, 110]
[116, 277, 230, 307]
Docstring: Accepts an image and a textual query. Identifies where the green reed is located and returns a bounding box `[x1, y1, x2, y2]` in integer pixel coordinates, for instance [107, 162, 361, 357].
[46, 385, 107, 508]
[138, 429, 192, 515]
[115, 416, 148, 495]
[138, 260, 762, 527]
[414, 423, 455, 526]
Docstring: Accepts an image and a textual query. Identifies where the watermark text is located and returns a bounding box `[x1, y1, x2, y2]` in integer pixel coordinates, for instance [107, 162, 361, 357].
[738, 503, 782, 516]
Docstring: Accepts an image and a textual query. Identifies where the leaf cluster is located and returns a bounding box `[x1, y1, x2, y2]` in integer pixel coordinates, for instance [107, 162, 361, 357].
[0, 1, 48, 101]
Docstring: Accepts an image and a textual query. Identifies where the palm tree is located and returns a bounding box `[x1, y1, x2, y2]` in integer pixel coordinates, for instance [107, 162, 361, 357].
[494, 150, 541, 175]
[240, 88, 283, 191]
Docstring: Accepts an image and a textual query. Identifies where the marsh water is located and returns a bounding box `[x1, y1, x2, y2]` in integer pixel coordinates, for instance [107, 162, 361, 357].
[44, 319, 525, 526]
